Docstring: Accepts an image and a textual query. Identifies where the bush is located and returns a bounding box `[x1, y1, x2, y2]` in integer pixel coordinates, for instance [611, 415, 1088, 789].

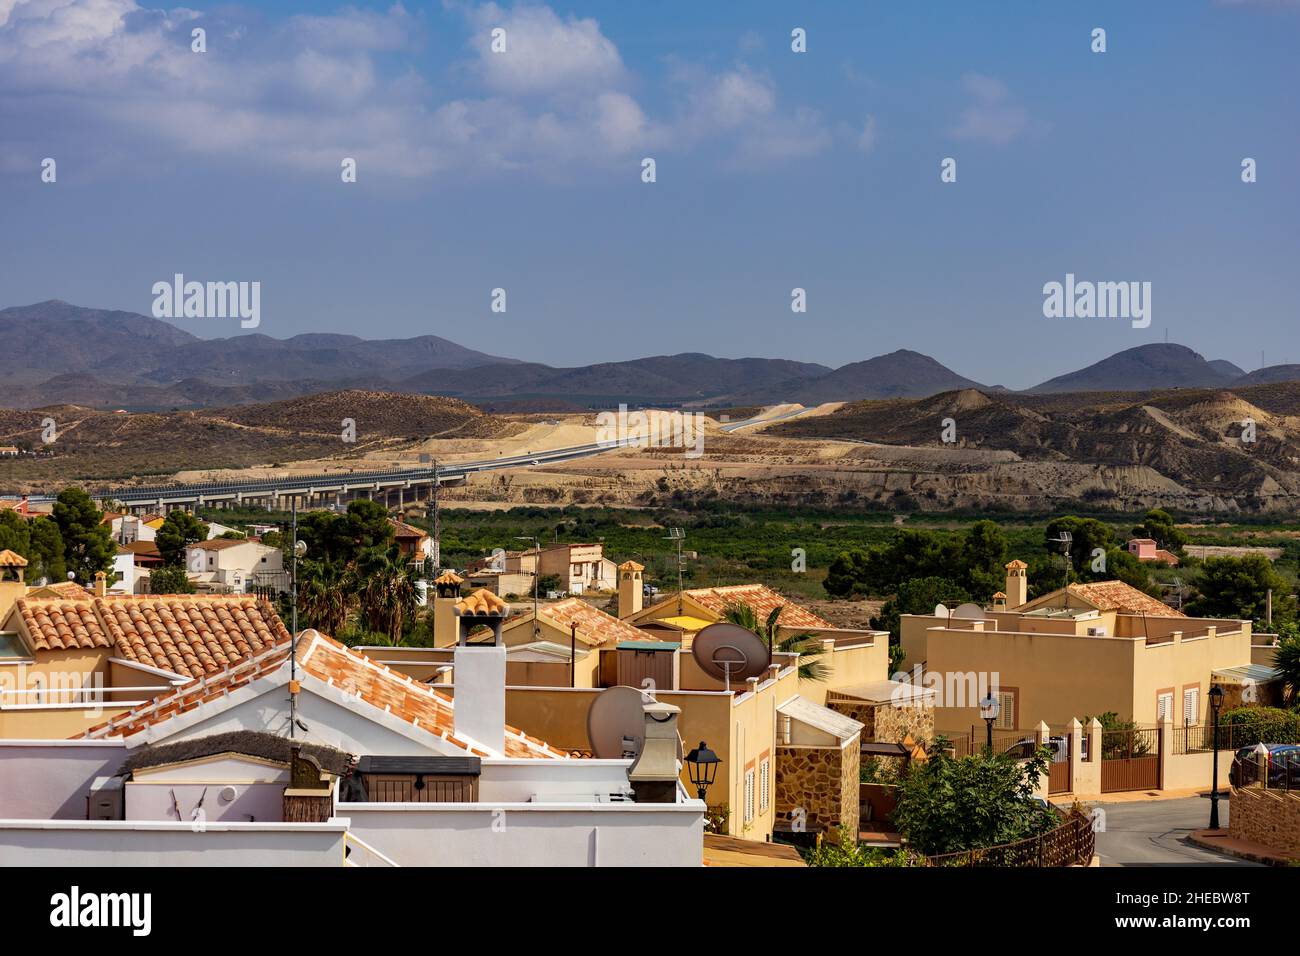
[804, 826, 925, 867]
[1222, 707, 1300, 747]
[149, 566, 195, 595]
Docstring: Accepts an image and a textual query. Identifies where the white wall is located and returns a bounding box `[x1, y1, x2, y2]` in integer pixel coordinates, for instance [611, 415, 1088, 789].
[0, 820, 346, 866]
[340, 803, 703, 867]
[478, 759, 634, 802]
[0, 741, 126, 820]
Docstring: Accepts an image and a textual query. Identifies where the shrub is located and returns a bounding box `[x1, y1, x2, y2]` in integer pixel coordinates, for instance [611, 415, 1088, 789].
[1222, 706, 1300, 747]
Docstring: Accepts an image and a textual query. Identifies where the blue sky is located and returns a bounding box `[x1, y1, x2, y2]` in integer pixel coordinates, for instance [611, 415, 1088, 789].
[0, 0, 1296, 388]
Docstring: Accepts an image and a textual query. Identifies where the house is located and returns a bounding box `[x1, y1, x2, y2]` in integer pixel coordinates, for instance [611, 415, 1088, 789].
[359, 581, 898, 844]
[465, 569, 536, 598]
[0, 575, 292, 738]
[390, 515, 435, 565]
[483, 543, 618, 595]
[1127, 538, 1180, 566]
[0, 623, 705, 866]
[900, 561, 1271, 730]
[184, 538, 284, 593]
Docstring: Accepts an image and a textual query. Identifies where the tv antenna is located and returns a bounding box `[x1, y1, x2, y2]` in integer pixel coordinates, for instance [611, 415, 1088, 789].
[1048, 530, 1073, 590]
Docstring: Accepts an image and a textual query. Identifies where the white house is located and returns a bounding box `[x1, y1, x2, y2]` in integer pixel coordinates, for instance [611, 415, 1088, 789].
[185, 539, 283, 593]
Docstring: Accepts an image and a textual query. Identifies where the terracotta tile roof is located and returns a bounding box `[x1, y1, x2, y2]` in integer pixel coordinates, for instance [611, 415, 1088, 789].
[25, 581, 94, 601]
[15, 595, 292, 678]
[78, 629, 566, 759]
[1065, 581, 1185, 618]
[296, 631, 565, 758]
[433, 570, 464, 585]
[618, 560, 644, 571]
[456, 588, 507, 616]
[682, 584, 833, 629]
[189, 538, 252, 552]
[533, 598, 650, 648]
[1005, 559, 1028, 570]
[389, 518, 428, 539]
[0, 549, 28, 567]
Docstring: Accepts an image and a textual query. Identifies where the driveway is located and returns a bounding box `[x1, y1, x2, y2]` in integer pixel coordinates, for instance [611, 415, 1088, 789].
[1093, 796, 1260, 866]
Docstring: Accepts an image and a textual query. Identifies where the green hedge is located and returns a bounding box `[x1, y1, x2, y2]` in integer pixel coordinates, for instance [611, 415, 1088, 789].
[1221, 707, 1300, 747]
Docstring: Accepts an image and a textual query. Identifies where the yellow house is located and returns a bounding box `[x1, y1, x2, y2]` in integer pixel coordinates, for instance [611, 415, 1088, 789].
[900, 562, 1259, 731]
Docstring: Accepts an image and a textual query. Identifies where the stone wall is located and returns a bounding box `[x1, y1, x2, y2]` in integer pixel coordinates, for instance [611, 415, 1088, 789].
[826, 699, 934, 744]
[775, 744, 859, 841]
[1230, 786, 1300, 858]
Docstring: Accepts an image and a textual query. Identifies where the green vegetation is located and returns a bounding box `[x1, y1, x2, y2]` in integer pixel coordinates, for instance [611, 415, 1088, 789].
[1221, 706, 1300, 747]
[720, 601, 828, 682]
[52, 488, 114, 583]
[0, 509, 66, 583]
[155, 511, 208, 566]
[149, 566, 196, 594]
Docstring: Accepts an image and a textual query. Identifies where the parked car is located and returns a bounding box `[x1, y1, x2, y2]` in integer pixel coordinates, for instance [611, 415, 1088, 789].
[1229, 743, 1300, 787]
[642, 584, 659, 597]
[1002, 736, 1069, 764]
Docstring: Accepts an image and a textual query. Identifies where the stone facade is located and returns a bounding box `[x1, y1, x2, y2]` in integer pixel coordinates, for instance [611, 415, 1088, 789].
[775, 743, 860, 841]
[827, 698, 934, 744]
[1230, 786, 1300, 858]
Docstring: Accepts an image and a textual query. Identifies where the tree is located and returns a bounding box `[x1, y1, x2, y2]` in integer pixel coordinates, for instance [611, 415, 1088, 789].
[1044, 516, 1114, 583]
[155, 511, 209, 566]
[960, 520, 1008, 598]
[1186, 555, 1296, 626]
[357, 548, 422, 643]
[1272, 622, 1300, 707]
[296, 559, 356, 637]
[870, 576, 971, 674]
[26, 517, 67, 584]
[52, 488, 114, 583]
[891, 747, 1056, 855]
[1132, 508, 1187, 555]
[149, 566, 195, 595]
[722, 600, 829, 682]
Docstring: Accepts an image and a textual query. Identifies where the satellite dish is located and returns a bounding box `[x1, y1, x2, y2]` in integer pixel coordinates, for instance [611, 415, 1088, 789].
[953, 603, 985, 620]
[586, 686, 647, 759]
[692, 622, 771, 687]
[933, 604, 950, 619]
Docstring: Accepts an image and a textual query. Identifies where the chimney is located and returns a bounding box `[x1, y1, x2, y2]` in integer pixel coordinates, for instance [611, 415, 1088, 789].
[94, 571, 108, 598]
[452, 644, 506, 754]
[1005, 560, 1028, 609]
[618, 560, 644, 618]
[628, 699, 682, 803]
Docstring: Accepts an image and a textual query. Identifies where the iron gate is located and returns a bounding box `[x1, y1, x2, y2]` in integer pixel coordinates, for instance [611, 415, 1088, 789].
[1101, 726, 1161, 792]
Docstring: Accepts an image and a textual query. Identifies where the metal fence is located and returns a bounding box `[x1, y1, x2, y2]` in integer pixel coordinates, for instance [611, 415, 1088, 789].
[925, 810, 1094, 868]
[1234, 753, 1300, 792]
[1100, 726, 1161, 792]
[1173, 722, 1241, 755]
[938, 727, 1042, 759]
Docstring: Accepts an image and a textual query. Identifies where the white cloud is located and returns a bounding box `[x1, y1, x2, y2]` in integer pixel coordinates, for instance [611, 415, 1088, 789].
[0, 0, 837, 180]
[951, 72, 1028, 145]
[461, 1, 625, 95]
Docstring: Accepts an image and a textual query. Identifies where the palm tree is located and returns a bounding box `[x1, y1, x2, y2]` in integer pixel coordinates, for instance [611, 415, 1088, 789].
[297, 559, 355, 636]
[1275, 627, 1300, 707]
[722, 601, 829, 682]
[358, 548, 422, 644]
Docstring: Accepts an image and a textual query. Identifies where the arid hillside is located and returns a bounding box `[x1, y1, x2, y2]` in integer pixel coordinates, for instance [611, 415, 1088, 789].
[0, 391, 521, 488]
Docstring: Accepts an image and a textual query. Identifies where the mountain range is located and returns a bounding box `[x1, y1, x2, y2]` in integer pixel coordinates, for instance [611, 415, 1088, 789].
[2, 300, 1295, 410]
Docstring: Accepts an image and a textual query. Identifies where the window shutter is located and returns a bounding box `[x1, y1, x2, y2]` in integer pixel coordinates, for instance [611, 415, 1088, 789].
[997, 691, 1015, 729]
[1183, 688, 1199, 725]
[744, 769, 756, 823]
[759, 759, 771, 813]
[1157, 693, 1172, 722]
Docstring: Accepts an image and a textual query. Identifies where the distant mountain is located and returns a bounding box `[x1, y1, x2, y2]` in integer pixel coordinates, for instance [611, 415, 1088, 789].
[1232, 364, 1300, 387]
[777, 349, 986, 403]
[399, 353, 832, 405]
[1029, 344, 1240, 394]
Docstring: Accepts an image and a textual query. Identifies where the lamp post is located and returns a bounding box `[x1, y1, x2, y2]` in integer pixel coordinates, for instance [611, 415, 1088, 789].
[684, 740, 720, 802]
[1209, 683, 1224, 830]
[979, 692, 999, 755]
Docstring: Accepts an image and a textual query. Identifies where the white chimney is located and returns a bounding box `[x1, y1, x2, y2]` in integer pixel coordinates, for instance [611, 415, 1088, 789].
[453, 645, 506, 754]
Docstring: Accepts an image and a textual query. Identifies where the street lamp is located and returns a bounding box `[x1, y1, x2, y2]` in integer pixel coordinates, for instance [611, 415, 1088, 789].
[1209, 683, 1225, 830]
[979, 692, 999, 755]
[684, 740, 720, 802]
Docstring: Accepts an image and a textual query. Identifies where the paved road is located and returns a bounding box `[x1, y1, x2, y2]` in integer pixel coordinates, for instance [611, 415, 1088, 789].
[1094, 796, 1259, 867]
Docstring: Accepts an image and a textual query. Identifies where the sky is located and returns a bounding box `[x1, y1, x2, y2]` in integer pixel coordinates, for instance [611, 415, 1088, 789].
[0, 0, 1296, 389]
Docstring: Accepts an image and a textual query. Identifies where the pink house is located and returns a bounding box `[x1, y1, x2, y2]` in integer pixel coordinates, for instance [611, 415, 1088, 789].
[1127, 538, 1180, 566]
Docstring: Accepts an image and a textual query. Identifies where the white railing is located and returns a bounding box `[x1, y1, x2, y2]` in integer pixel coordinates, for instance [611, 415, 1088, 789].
[343, 830, 401, 867]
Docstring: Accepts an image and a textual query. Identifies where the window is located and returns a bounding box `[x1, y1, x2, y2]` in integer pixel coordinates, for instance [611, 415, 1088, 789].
[996, 691, 1016, 729]
[743, 768, 755, 824]
[1183, 687, 1200, 726]
[1157, 692, 1173, 723]
[758, 757, 771, 814]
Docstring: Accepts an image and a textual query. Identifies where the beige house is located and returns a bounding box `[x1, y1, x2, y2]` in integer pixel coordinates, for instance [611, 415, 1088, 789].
[185, 539, 283, 593]
[499, 543, 617, 594]
[900, 562, 1261, 730]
